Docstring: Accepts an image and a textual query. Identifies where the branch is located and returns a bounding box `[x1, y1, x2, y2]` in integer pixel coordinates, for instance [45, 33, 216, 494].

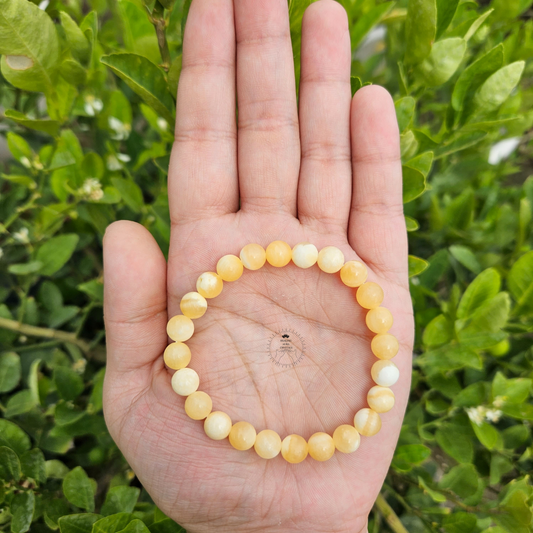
[374, 493, 409, 533]
[151, 0, 171, 70]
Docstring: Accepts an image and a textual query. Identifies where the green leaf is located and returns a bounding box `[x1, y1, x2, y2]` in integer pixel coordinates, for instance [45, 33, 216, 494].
[508, 251, 533, 315]
[350, 76, 363, 97]
[409, 255, 429, 277]
[167, 54, 182, 99]
[7, 132, 32, 162]
[60, 58, 87, 85]
[492, 373, 532, 404]
[5, 110, 60, 136]
[443, 512, 477, 533]
[446, 191, 475, 232]
[10, 490, 35, 533]
[60, 12, 90, 64]
[405, 216, 419, 232]
[58, 514, 101, 533]
[395, 97, 415, 133]
[457, 268, 501, 319]
[417, 38, 466, 87]
[501, 404, 533, 420]
[62, 466, 95, 512]
[457, 292, 510, 337]
[403, 166, 426, 203]
[0, 0, 60, 93]
[463, 9, 494, 42]
[392, 444, 431, 471]
[78, 279, 104, 302]
[54, 367, 84, 401]
[5, 390, 37, 418]
[439, 464, 479, 497]
[471, 421, 499, 450]
[435, 424, 474, 463]
[449, 245, 480, 274]
[101, 486, 141, 516]
[36, 234, 79, 276]
[20, 449, 46, 485]
[453, 383, 487, 407]
[490, 454, 514, 486]
[436, 0, 459, 38]
[351, 2, 395, 49]
[120, 520, 151, 533]
[419, 477, 446, 503]
[0, 419, 31, 454]
[423, 314, 453, 346]
[405, 0, 437, 65]
[8, 261, 44, 275]
[406, 152, 434, 177]
[101, 53, 175, 125]
[0, 352, 21, 393]
[148, 519, 185, 533]
[92, 513, 136, 533]
[0, 446, 21, 481]
[434, 131, 487, 159]
[45, 459, 69, 479]
[111, 177, 144, 213]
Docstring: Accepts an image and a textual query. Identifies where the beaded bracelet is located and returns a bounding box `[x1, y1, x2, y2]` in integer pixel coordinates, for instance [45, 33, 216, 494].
[164, 241, 399, 464]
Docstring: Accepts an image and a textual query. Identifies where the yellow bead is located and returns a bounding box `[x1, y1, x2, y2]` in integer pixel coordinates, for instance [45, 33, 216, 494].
[317, 246, 345, 273]
[254, 430, 282, 459]
[184, 391, 212, 420]
[291, 242, 319, 269]
[371, 334, 399, 360]
[167, 314, 194, 342]
[180, 292, 207, 319]
[367, 386, 395, 413]
[204, 411, 232, 440]
[371, 360, 400, 387]
[216, 254, 243, 281]
[307, 432, 335, 462]
[332, 425, 361, 453]
[340, 260, 368, 287]
[196, 272, 223, 299]
[229, 421, 257, 451]
[240, 243, 266, 270]
[163, 342, 191, 370]
[366, 307, 393, 334]
[356, 282, 384, 309]
[353, 408, 381, 437]
[171, 367, 199, 396]
[266, 240, 292, 267]
[281, 434, 308, 464]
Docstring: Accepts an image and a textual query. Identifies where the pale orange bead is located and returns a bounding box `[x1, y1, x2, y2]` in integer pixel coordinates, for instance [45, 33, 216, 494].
[353, 408, 381, 437]
[356, 282, 384, 309]
[307, 432, 335, 462]
[184, 391, 212, 420]
[163, 342, 191, 370]
[204, 411, 232, 440]
[180, 292, 207, 319]
[340, 260, 368, 287]
[196, 272, 223, 298]
[317, 246, 345, 273]
[216, 254, 244, 282]
[291, 242, 318, 268]
[229, 421, 257, 451]
[281, 434, 308, 464]
[366, 307, 393, 334]
[266, 240, 292, 267]
[240, 243, 266, 270]
[167, 314, 194, 342]
[254, 430, 282, 459]
[371, 360, 400, 387]
[171, 367, 199, 396]
[371, 334, 399, 360]
[367, 386, 395, 413]
[332, 425, 361, 453]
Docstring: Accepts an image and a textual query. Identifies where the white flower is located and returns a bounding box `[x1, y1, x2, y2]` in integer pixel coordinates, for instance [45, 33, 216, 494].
[488, 137, 521, 165]
[493, 396, 506, 409]
[106, 155, 122, 171]
[13, 227, 29, 243]
[84, 95, 103, 116]
[79, 178, 104, 201]
[157, 117, 168, 131]
[466, 406, 486, 427]
[108, 116, 131, 141]
[20, 156, 31, 168]
[38, 0, 49, 9]
[485, 409, 503, 423]
[117, 153, 131, 162]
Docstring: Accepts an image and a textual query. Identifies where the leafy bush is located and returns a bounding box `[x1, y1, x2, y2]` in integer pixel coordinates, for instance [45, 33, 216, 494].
[0, 0, 532, 531]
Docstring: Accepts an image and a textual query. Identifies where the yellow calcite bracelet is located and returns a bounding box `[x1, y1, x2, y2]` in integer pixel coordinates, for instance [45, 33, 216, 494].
[165, 241, 400, 463]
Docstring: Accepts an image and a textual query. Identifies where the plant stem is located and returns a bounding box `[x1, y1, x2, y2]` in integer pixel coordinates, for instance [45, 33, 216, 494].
[152, 0, 171, 70]
[374, 493, 409, 533]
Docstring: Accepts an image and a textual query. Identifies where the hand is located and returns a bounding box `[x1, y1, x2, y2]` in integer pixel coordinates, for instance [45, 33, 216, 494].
[102, 0, 414, 531]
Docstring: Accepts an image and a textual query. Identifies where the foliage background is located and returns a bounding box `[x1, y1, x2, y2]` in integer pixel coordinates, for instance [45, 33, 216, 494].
[0, 0, 532, 531]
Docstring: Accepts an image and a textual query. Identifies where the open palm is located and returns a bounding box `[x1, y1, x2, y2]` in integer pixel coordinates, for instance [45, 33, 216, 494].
[102, 0, 414, 531]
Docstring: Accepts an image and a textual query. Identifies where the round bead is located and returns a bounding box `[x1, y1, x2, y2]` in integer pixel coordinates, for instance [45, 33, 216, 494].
[371, 334, 399, 360]
[307, 432, 335, 462]
[167, 315, 194, 342]
[317, 246, 345, 273]
[291, 242, 318, 269]
[371, 360, 400, 387]
[240, 243, 266, 270]
[180, 292, 207, 319]
[340, 260, 368, 287]
[196, 272, 223, 299]
[254, 430, 282, 459]
[366, 307, 393, 334]
[356, 282, 384, 309]
[204, 411, 232, 440]
[367, 386, 395, 413]
[354, 408, 382, 437]
[216, 254, 244, 282]
[281, 434, 308, 464]
[163, 342, 191, 370]
[184, 391, 212, 420]
[332, 425, 361, 453]
[171, 368, 199, 396]
[266, 240, 292, 267]
[229, 421, 257, 451]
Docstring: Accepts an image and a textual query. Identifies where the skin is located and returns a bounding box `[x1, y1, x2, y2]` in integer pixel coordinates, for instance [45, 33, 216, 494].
[102, 0, 414, 532]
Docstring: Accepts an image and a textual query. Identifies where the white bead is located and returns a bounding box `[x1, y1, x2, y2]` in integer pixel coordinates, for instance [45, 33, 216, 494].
[317, 246, 345, 273]
[204, 411, 232, 440]
[292, 242, 319, 269]
[171, 368, 199, 396]
[371, 360, 399, 387]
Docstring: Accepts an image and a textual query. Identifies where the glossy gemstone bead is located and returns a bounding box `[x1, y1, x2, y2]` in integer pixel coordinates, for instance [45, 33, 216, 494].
[291, 242, 318, 269]
[171, 367, 199, 396]
[340, 260, 368, 287]
[367, 386, 395, 413]
[308, 432, 335, 461]
[254, 430, 282, 459]
[163, 342, 191, 370]
[204, 411, 232, 440]
[371, 334, 399, 360]
[366, 307, 393, 334]
[317, 246, 345, 273]
[184, 391, 212, 420]
[354, 408, 381, 437]
[167, 315, 194, 342]
[266, 240, 292, 267]
[332, 425, 361, 453]
[356, 282, 384, 309]
[180, 292, 207, 319]
[229, 421, 257, 451]
[240, 243, 266, 270]
[216, 254, 244, 282]
[281, 434, 308, 464]
[196, 272, 223, 299]
[371, 360, 400, 387]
